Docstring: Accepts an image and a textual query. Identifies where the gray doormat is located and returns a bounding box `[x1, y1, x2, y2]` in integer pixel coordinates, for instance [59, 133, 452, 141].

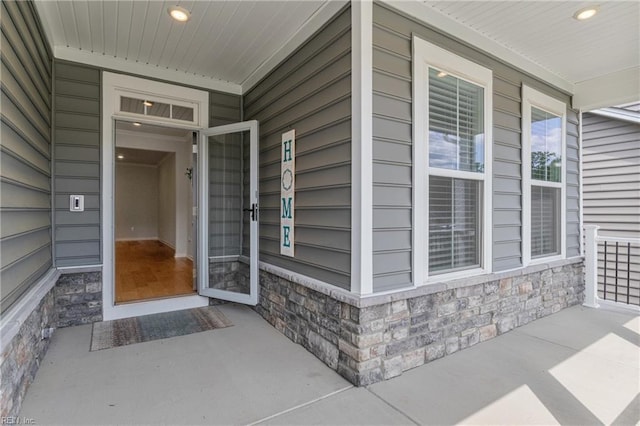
[90, 306, 233, 351]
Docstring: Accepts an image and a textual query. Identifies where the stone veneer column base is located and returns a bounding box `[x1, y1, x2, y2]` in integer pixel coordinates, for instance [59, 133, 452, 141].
[1, 270, 103, 418]
[55, 271, 103, 327]
[0, 290, 55, 417]
[255, 259, 584, 386]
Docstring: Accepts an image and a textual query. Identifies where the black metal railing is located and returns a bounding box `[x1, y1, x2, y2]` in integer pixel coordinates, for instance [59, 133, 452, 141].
[598, 239, 640, 306]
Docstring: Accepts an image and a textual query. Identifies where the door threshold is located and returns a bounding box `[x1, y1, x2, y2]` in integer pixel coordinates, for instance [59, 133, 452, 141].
[104, 293, 208, 321]
[115, 291, 198, 306]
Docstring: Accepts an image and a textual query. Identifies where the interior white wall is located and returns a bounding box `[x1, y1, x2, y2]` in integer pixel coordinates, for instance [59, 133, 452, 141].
[115, 164, 159, 240]
[158, 153, 176, 249]
[115, 129, 192, 257]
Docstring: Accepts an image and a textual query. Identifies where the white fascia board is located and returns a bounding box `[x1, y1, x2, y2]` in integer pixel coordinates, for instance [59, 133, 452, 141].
[241, 0, 349, 93]
[55, 46, 242, 95]
[574, 67, 640, 111]
[590, 108, 640, 125]
[379, 0, 574, 95]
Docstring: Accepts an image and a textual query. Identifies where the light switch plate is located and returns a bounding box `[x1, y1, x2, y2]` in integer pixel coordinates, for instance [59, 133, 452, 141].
[70, 195, 84, 212]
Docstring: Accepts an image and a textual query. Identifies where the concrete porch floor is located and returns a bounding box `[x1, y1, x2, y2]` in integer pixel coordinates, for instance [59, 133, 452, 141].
[19, 304, 639, 425]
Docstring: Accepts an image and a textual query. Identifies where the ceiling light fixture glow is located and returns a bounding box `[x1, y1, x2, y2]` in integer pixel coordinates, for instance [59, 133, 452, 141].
[437, 71, 448, 78]
[133, 122, 142, 127]
[168, 6, 191, 22]
[143, 100, 153, 107]
[117, 155, 124, 159]
[573, 6, 599, 21]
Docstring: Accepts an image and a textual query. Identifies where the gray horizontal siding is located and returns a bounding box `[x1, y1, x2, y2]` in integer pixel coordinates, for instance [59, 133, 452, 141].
[372, 2, 579, 292]
[0, 0, 53, 314]
[583, 113, 640, 304]
[209, 90, 241, 127]
[582, 113, 640, 238]
[244, 6, 351, 290]
[53, 61, 101, 267]
[208, 89, 243, 258]
[566, 109, 581, 258]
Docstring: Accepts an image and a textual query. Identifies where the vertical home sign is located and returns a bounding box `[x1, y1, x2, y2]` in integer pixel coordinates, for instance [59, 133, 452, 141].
[280, 130, 295, 256]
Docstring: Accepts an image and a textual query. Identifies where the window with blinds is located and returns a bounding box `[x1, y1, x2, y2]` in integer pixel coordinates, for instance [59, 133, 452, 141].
[522, 85, 566, 264]
[530, 106, 562, 258]
[429, 177, 480, 272]
[428, 68, 484, 173]
[531, 186, 560, 257]
[413, 37, 492, 283]
[427, 67, 486, 275]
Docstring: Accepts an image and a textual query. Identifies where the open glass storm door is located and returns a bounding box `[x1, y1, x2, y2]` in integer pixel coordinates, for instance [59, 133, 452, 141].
[198, 121, 259, 305]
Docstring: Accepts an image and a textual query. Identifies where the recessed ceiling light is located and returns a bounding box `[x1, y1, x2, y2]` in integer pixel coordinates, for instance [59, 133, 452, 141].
[133, 122, 142, 127]
[143, 101, 153, 107]
[168, 6, 191, 22]
[573, 6, 599, 21]
[117, 155, 124, 160]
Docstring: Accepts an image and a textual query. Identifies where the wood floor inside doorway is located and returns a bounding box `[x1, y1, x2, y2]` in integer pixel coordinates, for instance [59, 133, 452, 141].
[115, 240, 195, 303]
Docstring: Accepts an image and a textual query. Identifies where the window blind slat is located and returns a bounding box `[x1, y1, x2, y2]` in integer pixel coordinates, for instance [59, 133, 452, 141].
[429, 176, 480, 273]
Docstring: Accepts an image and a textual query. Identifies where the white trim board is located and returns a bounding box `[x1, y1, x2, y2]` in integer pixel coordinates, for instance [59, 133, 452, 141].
[350, 0, 373, 295]
[590, 107, 640, 125]
[54, 46, 242, 95]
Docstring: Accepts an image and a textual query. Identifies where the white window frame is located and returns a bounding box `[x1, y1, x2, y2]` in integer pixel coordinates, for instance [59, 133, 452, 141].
[522, 85, 567, 266]
[116, 90, 200, 126]
[413, 36, 493, 285]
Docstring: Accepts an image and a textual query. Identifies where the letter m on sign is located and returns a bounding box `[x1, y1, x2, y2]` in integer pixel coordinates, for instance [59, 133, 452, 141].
[281, 197, 292, 219]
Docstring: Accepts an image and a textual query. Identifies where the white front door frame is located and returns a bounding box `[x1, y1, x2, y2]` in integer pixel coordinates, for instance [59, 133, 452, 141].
[101, 72, 209, 321]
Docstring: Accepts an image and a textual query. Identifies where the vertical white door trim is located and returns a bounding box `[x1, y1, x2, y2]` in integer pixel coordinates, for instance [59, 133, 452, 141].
[101, 72, 209, 321]
[350, 0, 373, 295]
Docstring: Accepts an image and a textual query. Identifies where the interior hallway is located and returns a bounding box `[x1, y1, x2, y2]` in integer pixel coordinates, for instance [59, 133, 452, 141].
[19, 304, 639, 425]
[115, 240, 195, 303]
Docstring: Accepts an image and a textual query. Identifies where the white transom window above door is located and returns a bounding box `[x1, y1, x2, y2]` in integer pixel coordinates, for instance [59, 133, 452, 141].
[413, 36, 493, 285]
[106, 73, 208, 129]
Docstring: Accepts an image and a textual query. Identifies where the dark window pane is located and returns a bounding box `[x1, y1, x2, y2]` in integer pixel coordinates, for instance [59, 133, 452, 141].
[429, 176, 480, 273]
[172, 105, 194, 122]
[531, 107, 562, 182]
[531, 185, 560, 257]
[120, 96, 145, 114]
[147, 101, 171, 118]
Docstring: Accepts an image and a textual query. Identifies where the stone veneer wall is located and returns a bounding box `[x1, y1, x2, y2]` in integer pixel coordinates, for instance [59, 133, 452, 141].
[255, 259, 584, 386]
[0, 289, 55, 418]
[55, 271, 103, 327]
[1, 270, 103, 417]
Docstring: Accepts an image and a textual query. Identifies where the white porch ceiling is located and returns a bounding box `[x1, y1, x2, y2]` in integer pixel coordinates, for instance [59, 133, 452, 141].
[423, 1, 639, 86]
[388, 0, 640, 110]
[35, 1, 638, 109]
[34, 0, 344, 93]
